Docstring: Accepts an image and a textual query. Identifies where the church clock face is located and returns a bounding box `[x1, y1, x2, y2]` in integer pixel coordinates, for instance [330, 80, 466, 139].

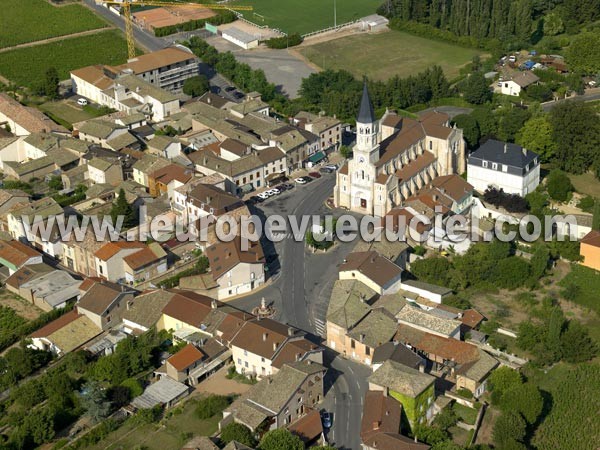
[358, 156, 365, 163]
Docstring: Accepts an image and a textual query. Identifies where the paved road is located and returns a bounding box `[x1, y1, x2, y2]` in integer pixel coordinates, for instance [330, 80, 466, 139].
[541, 88, 600, 111]
[229, 174, 367, 449]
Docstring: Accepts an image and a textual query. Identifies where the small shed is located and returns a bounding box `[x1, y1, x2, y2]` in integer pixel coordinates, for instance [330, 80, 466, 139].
[131, 377, 189, 410]
[359, 14, 389, 32]
[221, 27, 259, 50]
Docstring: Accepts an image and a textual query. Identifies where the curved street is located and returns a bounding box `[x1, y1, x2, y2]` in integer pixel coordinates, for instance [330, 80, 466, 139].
[229, 175, 370, 450]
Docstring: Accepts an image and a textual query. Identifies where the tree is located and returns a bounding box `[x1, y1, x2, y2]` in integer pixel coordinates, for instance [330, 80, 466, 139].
[515, 115, 557, 162]
[11, 379, 46, 409]
[453, 114, 480, 148]
[195, 395, 230, 419]
[79, 381, 111, 424]
[23, 407, 55, 446]
[543, 11, 564, 35]
[461, 72, 492, 104]
[489, 367, 523, 401]
[549, 100, 600, 175]
[48, 175, 64, 191]
[490, 257, 531, 289]
[183, 75, 210, 97]
[259, 429, 304, 450]
[220, 422, 256, 448]
[433, 406, 459, 431]
[500, 383, 544, 424]
[546, 170, 574, 201]
[496, 107, 530, 142]
[493, 411, 527, 447]
[560, 320, 597, 363]
[43, 67, 60, 99]
[525, 83, 553, 102]
[340, 145, 352, 158]
[566, 32, 600, 74]
[110, 188, 136, 229]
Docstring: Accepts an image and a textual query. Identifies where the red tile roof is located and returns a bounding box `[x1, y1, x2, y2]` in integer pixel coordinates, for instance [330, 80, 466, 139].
[582, 230, 600, 248]
[0, 240, 41, 267]
[161, 291, 214, 327]
[30, 309, 80, 338]
[94, 241, 146, 261]
[360, 390, 402, 442]
[167, 344, 206, 371]
[461, 309, 485, 329]
[288, 408, 323, 443]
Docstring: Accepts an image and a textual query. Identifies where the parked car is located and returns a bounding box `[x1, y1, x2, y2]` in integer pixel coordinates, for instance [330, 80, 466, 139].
[309, 171, 322, 178]
[319, 167, 334, 174]
[267, 188, 280, 195]
[324, 164, 337, 170]
[233, 91, 245, 100]
[224, 86, 236, 92]
[321, 412, 332, 429]
[258, 192, 270, 200]
[77, 98, 88, 106]
[295, 177, 308, 184]
[282, 183, 294, 190]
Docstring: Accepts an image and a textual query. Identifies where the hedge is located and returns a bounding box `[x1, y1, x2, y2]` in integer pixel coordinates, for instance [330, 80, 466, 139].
[153, 10, 236, 37]
[266, 33, 303, 49]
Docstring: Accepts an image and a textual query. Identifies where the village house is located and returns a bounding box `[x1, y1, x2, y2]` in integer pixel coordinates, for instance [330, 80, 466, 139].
[148, 163, 192, 198]
[29, 309, 101, 356]
[205, 237, 265, 300]
[230, 318, 323, 379]
[396, 304, 462, 339]
[121, 289, 178, 334]
[61, 228, 105, 277]
[368, 360, 436, 430]
[77, 281, 136, 330]
[222, 360, 326, 432]
[580, 230, 600, 271]
[500, 71, 540, 96]
[293, 111, 342, 151]
[360, 390, 431, 450]
[164, 343, 207, 383]
[7, 197, 65, 257]
[339, 251, 403, 295]
[132, 153, 171, 187]
[87, 156, 124, 185]
[0, 239, 43, 275]
[94, 240, 167, 284]
[0, 93, 68, 137]
[147, 135, 182, 160]
[467, 139, 540, 196]
[0, 189, 30, 231]
[71, 66, 180, 121]
[75, 119, 129, 147]
[8, 266, 82, 311]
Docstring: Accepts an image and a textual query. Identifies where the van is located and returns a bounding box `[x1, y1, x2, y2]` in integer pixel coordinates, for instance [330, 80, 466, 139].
[77, 98, 88, 106]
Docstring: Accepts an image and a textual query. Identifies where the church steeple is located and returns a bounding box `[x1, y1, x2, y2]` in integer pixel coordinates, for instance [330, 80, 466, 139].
[357, 81, 375, 124]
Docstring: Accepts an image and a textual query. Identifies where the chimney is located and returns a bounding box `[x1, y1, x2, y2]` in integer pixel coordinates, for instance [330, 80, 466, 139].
[262, 332, 268, 341]
[211, 299, 217, 309]
[207, 97, 211, 104]
[267, 377, 273, 384]
[273, 342, 278, 351]
[287, 326, 295, 336]
[522, 147, 527, 156]
[372, 421, 380, 430]
[360, 333, 366, 343]
[504, 143, 508, 153]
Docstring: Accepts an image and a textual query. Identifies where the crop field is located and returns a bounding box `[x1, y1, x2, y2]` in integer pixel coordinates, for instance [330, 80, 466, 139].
[0, 0, 107, 49]
[0, 30, 130, 88]
[235, 0, 382, 35]
[299, 30, 484, 81]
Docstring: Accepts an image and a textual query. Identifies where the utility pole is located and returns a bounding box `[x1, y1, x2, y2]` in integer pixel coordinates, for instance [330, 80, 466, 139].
[334, 0, 337, 28]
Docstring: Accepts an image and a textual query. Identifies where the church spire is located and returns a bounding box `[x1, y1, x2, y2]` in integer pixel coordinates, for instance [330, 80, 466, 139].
[357, 80, 375, 124]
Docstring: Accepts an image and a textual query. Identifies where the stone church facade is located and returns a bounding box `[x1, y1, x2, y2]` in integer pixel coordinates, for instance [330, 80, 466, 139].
[334, 84, 466, 217]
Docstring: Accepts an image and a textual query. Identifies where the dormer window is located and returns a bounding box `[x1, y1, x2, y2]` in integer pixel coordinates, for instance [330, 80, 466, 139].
[482, 161, 488, 168]
[492, 163, 498, 170]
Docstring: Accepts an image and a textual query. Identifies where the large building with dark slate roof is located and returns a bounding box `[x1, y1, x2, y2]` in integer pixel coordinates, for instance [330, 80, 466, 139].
[467, 139, 540, 196]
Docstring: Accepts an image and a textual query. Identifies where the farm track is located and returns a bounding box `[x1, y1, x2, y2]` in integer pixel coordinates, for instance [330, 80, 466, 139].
[0, 27, 113, 53]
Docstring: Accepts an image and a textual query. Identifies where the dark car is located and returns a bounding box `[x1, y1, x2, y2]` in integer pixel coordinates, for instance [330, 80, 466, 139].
[224, 86, 236, 92]
[308, 171, 322, 178]
[283, 183, 294, 190]
[233, 91, 245, 99]
[319, 167, 334, 174]
[321, 412, 332, 429]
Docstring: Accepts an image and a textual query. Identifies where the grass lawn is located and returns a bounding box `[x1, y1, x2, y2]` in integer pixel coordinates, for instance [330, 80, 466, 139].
[559, 264, 600, 315]
[0, 30, 129, 89]
[235, 0, 381, 35]
[298, 30, 483, 81]
[453, 403, 478, 425]
[39, 100, 109, 129]
[0, 0, 107, 49]
[567, 172, 600, 198]
[86, 397, 220, 450]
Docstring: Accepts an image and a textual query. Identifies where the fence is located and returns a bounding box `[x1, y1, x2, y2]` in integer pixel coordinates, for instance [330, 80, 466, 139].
[229, 10, 281, 32]
[301, 20, 359, 39]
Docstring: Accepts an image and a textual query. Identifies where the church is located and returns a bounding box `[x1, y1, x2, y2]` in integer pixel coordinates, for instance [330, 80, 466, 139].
[334, 83, 466, 217]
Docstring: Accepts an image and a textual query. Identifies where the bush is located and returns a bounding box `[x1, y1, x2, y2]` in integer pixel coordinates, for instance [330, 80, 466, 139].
[220, 422, 256, 448]
[266, 33, 303, 49]
[483, 187, 529, 213]
[546, 170, 574, 202]
[195, 395, 231, 419]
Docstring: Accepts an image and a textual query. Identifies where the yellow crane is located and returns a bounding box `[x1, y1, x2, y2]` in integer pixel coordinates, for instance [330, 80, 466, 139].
[101, 0, 253, 58]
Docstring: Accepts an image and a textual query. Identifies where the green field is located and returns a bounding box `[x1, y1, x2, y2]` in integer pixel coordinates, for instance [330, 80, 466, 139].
[236, 0, 382, 35]
[559, 264, 600, 315]
[299, 30, 484, 81]
[0, 30, 129, 88]
[0, 0, 107, 49]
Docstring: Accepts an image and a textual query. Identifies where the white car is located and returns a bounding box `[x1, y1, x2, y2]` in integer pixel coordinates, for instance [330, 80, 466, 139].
[77, 98, 88, 106]
[257, 192, 270, 200]
[267, 188, 280, 195]
[324, 164, 337, 171]
[295, 177, 307, 184]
